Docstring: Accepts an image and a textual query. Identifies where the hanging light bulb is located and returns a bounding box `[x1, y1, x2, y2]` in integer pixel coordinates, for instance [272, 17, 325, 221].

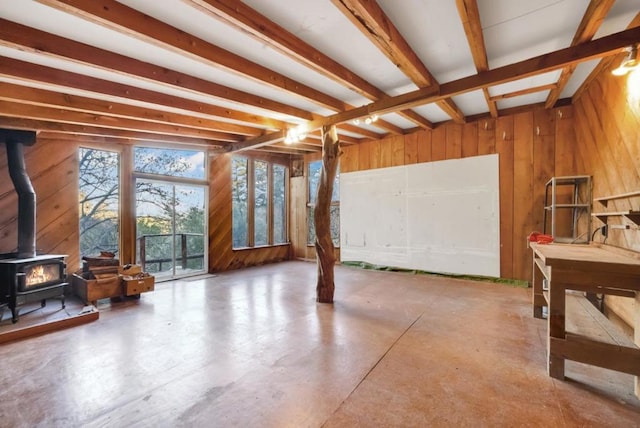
[612, 45, 639, 76]
[284, 130, 294, 145]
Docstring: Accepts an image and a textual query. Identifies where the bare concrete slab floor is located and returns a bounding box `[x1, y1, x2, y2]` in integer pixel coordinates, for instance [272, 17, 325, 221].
[0, 261, 638, 427]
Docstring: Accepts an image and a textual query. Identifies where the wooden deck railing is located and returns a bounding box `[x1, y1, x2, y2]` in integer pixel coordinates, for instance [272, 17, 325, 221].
[137, 233, 204, 272]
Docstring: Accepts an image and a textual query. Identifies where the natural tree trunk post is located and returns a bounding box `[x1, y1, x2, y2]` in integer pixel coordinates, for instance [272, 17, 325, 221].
[314, 125, 341, 303]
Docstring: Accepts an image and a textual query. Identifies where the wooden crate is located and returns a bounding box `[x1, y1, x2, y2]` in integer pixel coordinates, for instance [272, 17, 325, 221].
[72, 272, 122, 304]
[123, 276, 154, 296]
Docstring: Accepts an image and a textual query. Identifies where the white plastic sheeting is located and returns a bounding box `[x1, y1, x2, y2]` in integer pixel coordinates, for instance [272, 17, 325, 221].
[340, 154, 500, 277]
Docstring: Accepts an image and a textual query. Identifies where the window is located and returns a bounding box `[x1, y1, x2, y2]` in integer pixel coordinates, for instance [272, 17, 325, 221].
[78, 148, 119, 258]
[232, 156, 288, 248]
[134, 146, 205, 180]
[254, 160, 268, 246]
[307, 160, 340, 246]
[232, 157, 249, 248]
[273, 165, 287, 244]
[133, 146, 208, 278]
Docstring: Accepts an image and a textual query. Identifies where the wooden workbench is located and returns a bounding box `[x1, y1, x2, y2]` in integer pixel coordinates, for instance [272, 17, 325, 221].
[530, 242, 640, 398]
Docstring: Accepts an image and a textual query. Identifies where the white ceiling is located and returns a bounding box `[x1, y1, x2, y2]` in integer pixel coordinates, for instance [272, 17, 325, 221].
[0, 0, 639, 149]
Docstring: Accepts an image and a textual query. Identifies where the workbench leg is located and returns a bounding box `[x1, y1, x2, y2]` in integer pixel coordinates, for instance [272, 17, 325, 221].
[547, 284, 566, 379]
[532, 256, 545, 319]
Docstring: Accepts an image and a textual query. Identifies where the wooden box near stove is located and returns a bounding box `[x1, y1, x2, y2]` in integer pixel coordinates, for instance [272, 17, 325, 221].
[72, 271, 121, 304]
[72, 255, 121, 304]
[119, 264, 155, 297]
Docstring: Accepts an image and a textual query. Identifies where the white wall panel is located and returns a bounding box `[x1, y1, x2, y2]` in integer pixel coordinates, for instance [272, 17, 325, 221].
[340, 154, 500, 276]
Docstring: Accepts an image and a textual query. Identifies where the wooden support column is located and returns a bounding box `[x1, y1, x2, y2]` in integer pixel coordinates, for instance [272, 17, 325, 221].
[314, 125, 340, 303]
[120, 145, 135, 265]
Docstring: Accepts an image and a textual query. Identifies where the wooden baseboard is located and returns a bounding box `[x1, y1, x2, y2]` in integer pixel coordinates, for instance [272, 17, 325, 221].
[0, 307, 99, 345]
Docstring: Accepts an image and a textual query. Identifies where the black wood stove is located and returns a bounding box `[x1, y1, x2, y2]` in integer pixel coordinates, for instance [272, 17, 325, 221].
[0, 129, 68, 323]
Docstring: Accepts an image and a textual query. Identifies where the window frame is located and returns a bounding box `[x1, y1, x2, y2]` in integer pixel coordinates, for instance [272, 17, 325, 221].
[231, 155, 289, 249]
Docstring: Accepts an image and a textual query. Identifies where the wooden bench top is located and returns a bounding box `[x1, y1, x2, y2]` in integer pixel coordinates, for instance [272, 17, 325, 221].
[530, 243, 640, 275]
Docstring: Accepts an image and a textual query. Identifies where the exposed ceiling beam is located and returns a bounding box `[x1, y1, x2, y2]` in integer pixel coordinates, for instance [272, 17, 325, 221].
[0, 100, 244, 142]
[455, 0, 497, 118]
[35, 0, 389, 138]
[185, 0, 432, 130]
[0, 56, 287, 130]
[257, 145, 317, 155]
[0, 18, 314, 121]
[35, 0, 354, 113]
[270, 142, 320, 153]
[572, 12, 640, 102]
[234, 25, 640, 151]
[0, 58, 375, 143]
[545, 0, 615, 108]
[0, 18, 384, 141]
[332, 0, 466, 124]
[0, 82, 262, 136]
[0, 116, 227, 147]
[489, 83, 558, 101]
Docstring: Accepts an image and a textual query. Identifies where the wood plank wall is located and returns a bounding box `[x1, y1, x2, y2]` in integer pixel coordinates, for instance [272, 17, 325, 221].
[573, 59, 640, 329]
[300, 106, 577, 282]
[0, 138, 79, 269]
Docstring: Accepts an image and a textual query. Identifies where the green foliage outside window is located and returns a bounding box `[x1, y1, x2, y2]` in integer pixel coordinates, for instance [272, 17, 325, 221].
[231, 156, 288, 248]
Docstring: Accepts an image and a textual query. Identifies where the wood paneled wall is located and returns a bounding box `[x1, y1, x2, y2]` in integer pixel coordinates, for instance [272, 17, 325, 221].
[306, 106, 577, 282]
[573, 60, 640, 328]
[0, 138, 79, 269]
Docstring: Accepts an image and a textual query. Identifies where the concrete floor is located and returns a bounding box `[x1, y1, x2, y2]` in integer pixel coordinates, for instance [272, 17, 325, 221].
[0, 261, 638, 427]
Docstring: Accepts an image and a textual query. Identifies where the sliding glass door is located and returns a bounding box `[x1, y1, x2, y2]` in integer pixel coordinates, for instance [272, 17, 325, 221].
[135, 179, 206, 279]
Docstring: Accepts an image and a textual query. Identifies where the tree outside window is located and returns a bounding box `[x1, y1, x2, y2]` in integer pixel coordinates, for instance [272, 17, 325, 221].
[273, 165, 287, 244]
[232, 156, 288, 248]
[232, 156, 249, 248]
[254, 160, 268, 246]
[78, 148, 119, 258]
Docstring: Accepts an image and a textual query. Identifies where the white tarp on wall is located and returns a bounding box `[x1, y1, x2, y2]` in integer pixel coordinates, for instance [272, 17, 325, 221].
[340, 154, 500, 277]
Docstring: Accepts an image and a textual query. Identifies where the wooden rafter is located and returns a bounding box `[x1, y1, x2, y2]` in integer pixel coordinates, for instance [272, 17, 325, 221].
[234, 25, 640, 151]
[35, 0, 351, 112]
[0, 100, 244, 142]
[573, 12, 640, 102]
[0, 17, 382, 142]
[35, 0, 387, 138]
[332, 0, 466, 124]
[0, 82, 262, 136]
[545, 0, 615, 108]
[0, 57, 287, 130]
[490, 83, 558, 101]
[0, 18, 313, 121]
[455, 0, 498, 118]
[0, 116, 227, 147]
[186, 0, 432, 130]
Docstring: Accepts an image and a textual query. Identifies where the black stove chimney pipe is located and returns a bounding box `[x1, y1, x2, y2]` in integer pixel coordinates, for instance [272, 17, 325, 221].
[1, 129, 37, 259]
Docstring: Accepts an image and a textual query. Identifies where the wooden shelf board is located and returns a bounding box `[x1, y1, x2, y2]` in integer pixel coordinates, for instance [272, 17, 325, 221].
[544, 203, 590, 209]
[592, 211, 640, 225]
[595, 191, 640, 207]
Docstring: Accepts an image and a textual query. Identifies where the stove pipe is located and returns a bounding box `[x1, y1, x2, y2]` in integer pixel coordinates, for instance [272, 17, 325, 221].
[1, 129, 37, 259]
